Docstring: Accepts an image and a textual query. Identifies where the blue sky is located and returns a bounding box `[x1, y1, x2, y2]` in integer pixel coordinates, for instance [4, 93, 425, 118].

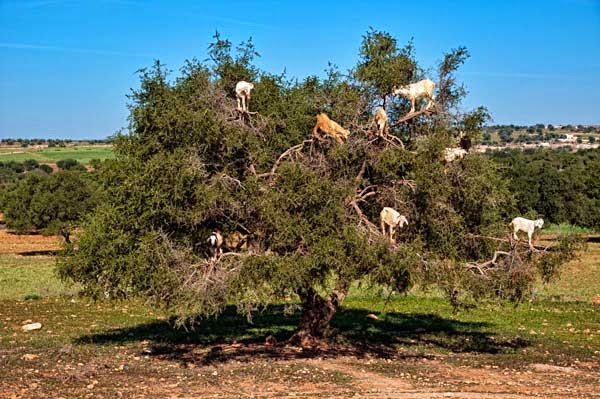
[1, 0, 599, 140]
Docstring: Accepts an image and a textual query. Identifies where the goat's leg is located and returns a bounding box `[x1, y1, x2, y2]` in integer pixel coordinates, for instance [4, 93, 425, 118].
[426, 96, 434, 109]
[312, 126, 320, 139]
[410, 99, 416, 113]
[528, 232, 534, 249]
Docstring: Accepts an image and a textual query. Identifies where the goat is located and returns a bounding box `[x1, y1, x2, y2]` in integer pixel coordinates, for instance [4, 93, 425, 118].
[235, 81, 254, 112]
[380, 207, 408, 244]
[225, 230, 248, 252]
[443, 147, 468, 164]
[510, 217, 544, 249]
[374, 107, 388, 136]
[312, 113, 350, 144]
[392, 78, 436, 113]
[207, 231, 224, 260]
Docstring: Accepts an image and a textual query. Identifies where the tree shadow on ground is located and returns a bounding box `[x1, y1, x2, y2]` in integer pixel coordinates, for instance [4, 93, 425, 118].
[75, 305, 529, 366]
[18, 249, 61, 256]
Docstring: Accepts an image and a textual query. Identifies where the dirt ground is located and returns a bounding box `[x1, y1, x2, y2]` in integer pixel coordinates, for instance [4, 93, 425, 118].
[0, 229, 62, 256]
[1, 341, 599, 399]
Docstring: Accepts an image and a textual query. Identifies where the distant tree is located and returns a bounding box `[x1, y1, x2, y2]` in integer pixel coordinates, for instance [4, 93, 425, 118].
[23, 159, 39, 171]
[39, 164, 53, 174]
[57, 159, 86, 171]
[1, 171, 97, 242]
[589, 136, 596, 144]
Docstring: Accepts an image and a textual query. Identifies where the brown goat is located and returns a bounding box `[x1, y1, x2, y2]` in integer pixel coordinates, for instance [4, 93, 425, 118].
[374, 107, 388, 136]
[312, 113, 350, 144]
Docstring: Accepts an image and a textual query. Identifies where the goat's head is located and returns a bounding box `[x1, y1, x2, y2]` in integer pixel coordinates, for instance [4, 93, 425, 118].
[340, 128, 350, 141]
[399, 215, 408, 228]
[392, 85, 409, 97]
[246, 83, 254, 97]
[534, 219, 544, 229]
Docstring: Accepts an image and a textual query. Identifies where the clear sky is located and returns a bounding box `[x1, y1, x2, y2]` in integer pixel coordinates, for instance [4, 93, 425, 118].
[1, 0, 599, 140]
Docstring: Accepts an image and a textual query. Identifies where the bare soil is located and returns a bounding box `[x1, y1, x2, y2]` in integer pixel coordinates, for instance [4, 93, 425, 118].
[1, 340, 599, 398]
[0, 229, 62, 256]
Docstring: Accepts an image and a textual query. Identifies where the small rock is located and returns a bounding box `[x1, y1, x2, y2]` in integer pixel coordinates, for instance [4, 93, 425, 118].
[22, 322, 42, 331]
[592, 294, 600, 306]
[415, 327, 427, 333]
[22, 353, 38, 361]
[366, 313, 379, 320]
[59, 344, 73, 354]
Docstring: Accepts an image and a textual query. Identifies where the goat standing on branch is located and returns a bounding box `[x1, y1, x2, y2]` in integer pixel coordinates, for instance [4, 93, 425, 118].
[373, 107, 388, 137]
[235, 81, 254, 112]
[207, 231, 224, 260]
[380, 207, 408, 245]
[392, 78, 436, 113]
[510, 217, 544, 249]
[312, 113, 350, 144]
[443, 147, 468, 164]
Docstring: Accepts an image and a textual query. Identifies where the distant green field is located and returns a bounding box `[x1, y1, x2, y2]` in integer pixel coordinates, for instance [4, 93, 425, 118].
[0, 145, 115, 165]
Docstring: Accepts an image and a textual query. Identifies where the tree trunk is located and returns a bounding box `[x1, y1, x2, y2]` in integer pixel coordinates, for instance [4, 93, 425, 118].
[289, 277, 349, 347]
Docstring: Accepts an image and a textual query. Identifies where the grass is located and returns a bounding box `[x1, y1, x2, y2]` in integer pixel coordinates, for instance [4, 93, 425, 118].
[0, 145, 114, 165]
[0, 237, 599, 396]
[0, 254, 79, 301]
[544, 223, 594, 234]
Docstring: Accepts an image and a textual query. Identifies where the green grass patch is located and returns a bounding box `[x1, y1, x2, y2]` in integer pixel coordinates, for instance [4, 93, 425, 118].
[0, 254, 79, 300]
[0, 145, 114, 165]
[544, 223, 594, 234]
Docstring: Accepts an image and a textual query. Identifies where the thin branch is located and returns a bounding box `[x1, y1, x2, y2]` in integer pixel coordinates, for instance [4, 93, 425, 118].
[465, 250, 513, 274]
[257, 139, 314, 178]
[391, 107, 435, 127]
[355, 160, 367, 184]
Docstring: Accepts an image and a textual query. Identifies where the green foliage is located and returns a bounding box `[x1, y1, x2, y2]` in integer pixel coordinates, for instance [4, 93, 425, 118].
[354, 29, 416, 101]
[58, 31, 580, 337]
[57, 158, 86, 171]
[1, 171, 98, 241]
[491, 149, 600, 228]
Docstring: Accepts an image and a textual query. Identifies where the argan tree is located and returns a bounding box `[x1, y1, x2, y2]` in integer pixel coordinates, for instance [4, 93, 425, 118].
[59, 31, 581, 344]
[1, 170, 98, 243]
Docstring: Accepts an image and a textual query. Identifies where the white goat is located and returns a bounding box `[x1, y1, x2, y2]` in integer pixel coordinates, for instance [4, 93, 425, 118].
[207, 231, 224, 260]
[510, 217, 544, 249]
[380, 207, 408, 244]
[235, 81, 254, 112]
[374, 107, 388, 136]
[392, 79, 436, 113]
[443, 147, 468, 163]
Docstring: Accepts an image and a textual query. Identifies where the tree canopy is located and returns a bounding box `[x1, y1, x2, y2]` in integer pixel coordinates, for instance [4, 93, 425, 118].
[58, 31, 581, 344]
[1, 170, 98, 243]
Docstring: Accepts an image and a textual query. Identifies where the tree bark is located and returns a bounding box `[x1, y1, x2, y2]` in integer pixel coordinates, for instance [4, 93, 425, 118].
[289, 277, 349, 347]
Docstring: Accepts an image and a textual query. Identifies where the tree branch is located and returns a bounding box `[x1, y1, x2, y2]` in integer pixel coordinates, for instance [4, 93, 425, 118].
[257, 139, 314, 178]
[391, 107, 436, 127]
